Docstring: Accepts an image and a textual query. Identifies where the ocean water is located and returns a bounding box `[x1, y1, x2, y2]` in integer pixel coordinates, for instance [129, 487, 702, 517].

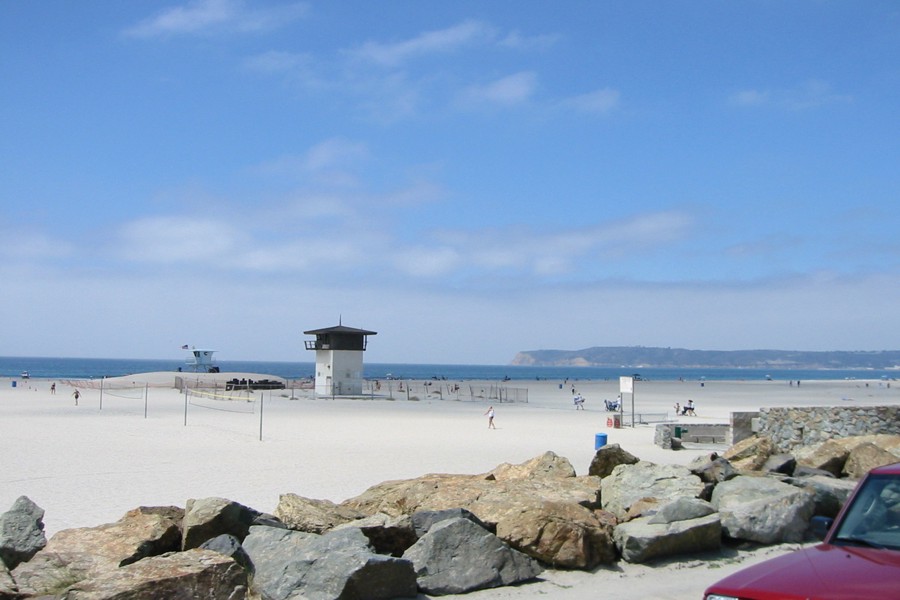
[0, 356, 895, 382]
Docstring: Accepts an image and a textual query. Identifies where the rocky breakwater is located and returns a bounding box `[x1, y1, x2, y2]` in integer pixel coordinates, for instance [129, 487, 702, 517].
[3, 436, 900, 599]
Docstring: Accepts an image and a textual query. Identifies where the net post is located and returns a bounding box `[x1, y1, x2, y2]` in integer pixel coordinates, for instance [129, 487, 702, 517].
[259, 390, 264, 441]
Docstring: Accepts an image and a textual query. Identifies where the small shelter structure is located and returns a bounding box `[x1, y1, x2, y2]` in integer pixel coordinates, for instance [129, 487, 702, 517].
[184, 348, 219, 373]
[304, 323, 376, 396]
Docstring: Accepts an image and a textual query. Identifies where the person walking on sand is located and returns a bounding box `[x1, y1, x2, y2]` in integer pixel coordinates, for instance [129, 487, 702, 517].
[485, 406, 496, 429]
[73, 389, 80, 406]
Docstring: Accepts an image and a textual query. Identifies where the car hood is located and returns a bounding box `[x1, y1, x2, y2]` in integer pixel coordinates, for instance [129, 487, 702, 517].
[706, 544, 900, 600]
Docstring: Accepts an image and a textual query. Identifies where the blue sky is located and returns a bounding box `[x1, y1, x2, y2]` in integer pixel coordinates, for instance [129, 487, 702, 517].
[2, 1, 899, 364]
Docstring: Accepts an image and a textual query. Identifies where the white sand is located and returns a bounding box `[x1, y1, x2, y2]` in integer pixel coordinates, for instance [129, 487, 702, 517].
[2, 372, 898, 598]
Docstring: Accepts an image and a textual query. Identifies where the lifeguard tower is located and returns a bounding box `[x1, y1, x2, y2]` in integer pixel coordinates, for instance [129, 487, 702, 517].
[184, 347, 219, 373]
[304, 323, 376, 396]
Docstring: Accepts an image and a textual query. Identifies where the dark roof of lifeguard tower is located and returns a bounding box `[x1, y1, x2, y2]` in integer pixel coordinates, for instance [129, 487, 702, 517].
[303, 325, 377, 336]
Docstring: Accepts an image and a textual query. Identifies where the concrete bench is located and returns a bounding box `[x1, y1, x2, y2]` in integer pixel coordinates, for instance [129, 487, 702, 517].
[684, 434, 726, 444]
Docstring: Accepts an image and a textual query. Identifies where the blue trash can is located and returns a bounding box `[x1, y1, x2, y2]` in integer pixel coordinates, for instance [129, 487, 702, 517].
[594, 433, 608, 450]
[11, 381, 16, 388]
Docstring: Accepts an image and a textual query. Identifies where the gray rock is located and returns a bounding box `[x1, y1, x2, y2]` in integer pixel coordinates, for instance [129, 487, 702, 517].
[762, 453, 797, 475]
[241, 525, 318, 598]
[786, 475, 859, 518]
[64, 548, 247, 600]
[792, 465, 835, 478]
[403, 517, 542, 595]
[252, 512, 287, 529]
[614, 512, 721, 563]
[200, 533, 251, 572]
[332, 512, 417, 557]
[243, 525, 416, 600]
[0, 562, 17, 598]
[648, 497, 717, 525]
[601, 462, 706, 520]
[0, 496, 47, 570]
[688, 455, 738, 483]
[711, 476, 816, 543]
[411, 508, 490, 538]
[588, 443, 640, 479]
[182, 497, 260, 550]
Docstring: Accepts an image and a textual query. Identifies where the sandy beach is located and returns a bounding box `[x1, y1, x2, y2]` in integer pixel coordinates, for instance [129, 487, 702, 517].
[3, 372, 899, 598]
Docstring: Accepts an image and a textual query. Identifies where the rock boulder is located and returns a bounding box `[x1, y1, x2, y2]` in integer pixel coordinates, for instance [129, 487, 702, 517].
[275, 494, 364, 534]
[722, 435, 774, 471]
[403, 517, 541, 595]
[182, 497, 260, 550]
[0, 496, 47, 570]
[64, 549, 247, 600]
[601, 462, 706, 521]
[843, 442, 899, 479]
[341, 452, 612, 568]
[587, 444, 640, 479]
[711, 476, 815, 543]
[242, 525, 416, 600]
[11, 506, 183, 597]
[785, 475, 858, 518]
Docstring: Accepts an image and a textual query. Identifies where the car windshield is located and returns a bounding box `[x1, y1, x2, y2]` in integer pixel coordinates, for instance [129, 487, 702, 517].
[833, 473, 900, 551]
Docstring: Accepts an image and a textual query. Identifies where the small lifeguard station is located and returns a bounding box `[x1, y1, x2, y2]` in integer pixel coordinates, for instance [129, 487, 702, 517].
[304, 323, 376, 396]
[184, 347, 219, 373]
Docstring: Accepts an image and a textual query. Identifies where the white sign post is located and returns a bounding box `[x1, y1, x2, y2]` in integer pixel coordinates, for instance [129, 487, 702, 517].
[619, 376, 634, 428]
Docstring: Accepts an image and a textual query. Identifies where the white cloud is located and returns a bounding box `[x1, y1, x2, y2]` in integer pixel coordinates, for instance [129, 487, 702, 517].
[614, 211, 694, 246]
[352, 20, 495, 66]
[431, 210, 696, 278]
[279, 194, 358, 221]
[461, 71, 538, 106]
[117, 216, 244, 264]
[233, 238, 367, 272]
[0, 229, 72, 261]
[249, 140, 371, 190]
[730, 80, 852, 110]
[730, 89, 770, 107]
[242, 50, 312, 74]
[392, 246, 461, 277]
[378, 180, 446, 208]
[562, 88, 620, 114]
[302, 138, 370, 172]
[499, 30, 560, 50]
[125, 0, 309, 38]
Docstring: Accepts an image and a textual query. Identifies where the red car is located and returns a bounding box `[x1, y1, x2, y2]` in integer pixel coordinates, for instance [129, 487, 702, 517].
[704, 461, 900, 600]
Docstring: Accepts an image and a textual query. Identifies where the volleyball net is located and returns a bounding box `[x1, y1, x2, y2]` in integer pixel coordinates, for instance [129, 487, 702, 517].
[64, 379, 170, 390]
[364, 380, 528, 403]
[101, 386, 146, 400]
[184, 386, 258, 414]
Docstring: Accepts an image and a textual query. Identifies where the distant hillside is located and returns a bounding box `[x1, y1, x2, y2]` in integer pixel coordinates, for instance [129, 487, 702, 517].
[510, 347, 900, 370]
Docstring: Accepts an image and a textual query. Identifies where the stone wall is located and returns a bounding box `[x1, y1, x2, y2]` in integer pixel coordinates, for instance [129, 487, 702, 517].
[759, 405, 900, 452]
